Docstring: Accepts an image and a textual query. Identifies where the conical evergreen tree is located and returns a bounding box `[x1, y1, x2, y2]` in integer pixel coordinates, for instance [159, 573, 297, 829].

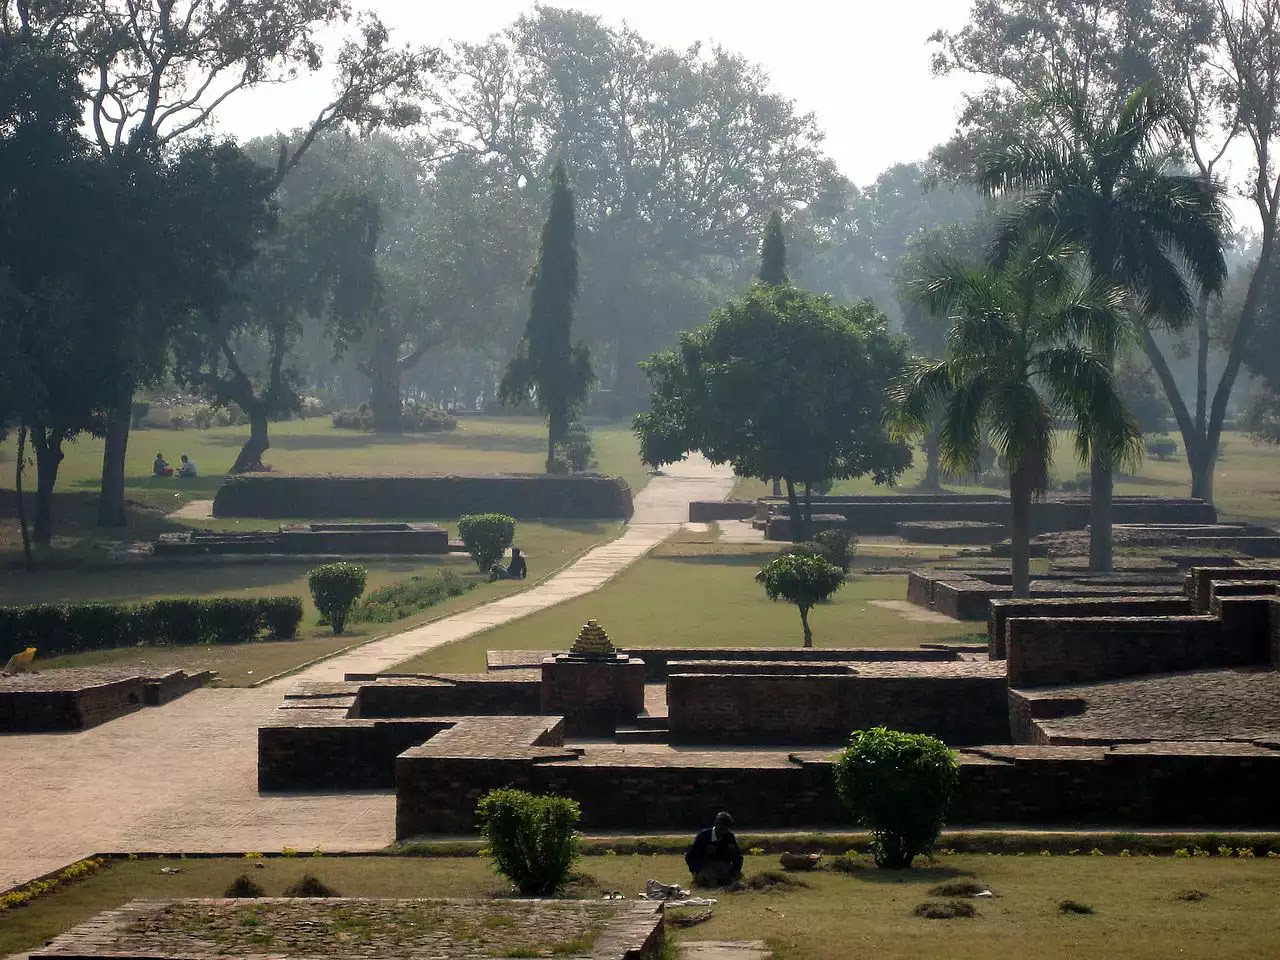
[499, 160, 595, 471]
[758, 210, 789, 285]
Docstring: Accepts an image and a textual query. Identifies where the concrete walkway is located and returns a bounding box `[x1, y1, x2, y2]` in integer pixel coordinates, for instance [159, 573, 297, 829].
[0, 457, 732, 893]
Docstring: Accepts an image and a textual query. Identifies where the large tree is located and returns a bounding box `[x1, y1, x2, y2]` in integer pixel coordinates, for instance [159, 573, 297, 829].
[499, 161, 594, 472]
[1, 0, 435, 525]
[978, 83, 1227, 571]
[635, 284, 913, 542]
[895, 236, 1141, 597]
[423, 6, 845, 405]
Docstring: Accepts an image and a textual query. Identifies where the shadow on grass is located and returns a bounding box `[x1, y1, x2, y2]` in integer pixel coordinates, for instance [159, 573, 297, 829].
[847, 865, 975, 885]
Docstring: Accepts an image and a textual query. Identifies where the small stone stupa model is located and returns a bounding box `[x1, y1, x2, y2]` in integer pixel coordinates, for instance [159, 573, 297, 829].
[569, 620, 615, 659]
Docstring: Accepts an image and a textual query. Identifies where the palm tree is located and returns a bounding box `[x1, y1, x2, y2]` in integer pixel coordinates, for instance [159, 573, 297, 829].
[894, 236, 1141, 598]
[977, 84, 1228, 573]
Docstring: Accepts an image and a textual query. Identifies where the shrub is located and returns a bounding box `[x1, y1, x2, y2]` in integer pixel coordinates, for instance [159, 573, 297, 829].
[554, 421, 596, 473]
[1146, 436, 1178, 461]
[282, 874, 339, 897]
[476, 788, 581, 896]
[258, 597, 303, 639]
[130, 401, 152, 429]
[307, 563, 367, 635]
[139, 599, 206, 646]
[812, 529, 856, 573]
[0, 597, 301, 659]
[755, 553, 846, 647]
[351, 569, 473, 624]
[201, 598, 263, 645]
[458, 514, 517, 573]
[832, 727, 959, 869]
[331, 400, 457, 434]
[224, 874, 265, 898]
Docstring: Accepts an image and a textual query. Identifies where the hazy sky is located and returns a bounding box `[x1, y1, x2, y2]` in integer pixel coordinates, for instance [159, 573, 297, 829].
[212, 0, 978, 189]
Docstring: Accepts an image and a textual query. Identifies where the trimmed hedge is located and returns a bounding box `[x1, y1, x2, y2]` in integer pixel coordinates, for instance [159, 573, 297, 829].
[0, 596, 304, 660]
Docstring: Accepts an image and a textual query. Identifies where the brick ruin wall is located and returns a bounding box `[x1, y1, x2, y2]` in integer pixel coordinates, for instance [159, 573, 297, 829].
[0, 678, 145, 732]
[987, 596, 1194, 659]
[665, 671, 1009, 746]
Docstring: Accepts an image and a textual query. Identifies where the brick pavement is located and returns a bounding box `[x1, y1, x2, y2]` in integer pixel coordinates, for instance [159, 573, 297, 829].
[0, 457, 733, 894]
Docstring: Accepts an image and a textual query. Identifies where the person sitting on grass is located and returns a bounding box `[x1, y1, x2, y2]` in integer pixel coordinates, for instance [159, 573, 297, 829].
[176, 454, 198, 478]
[685, 811, 743, 887]
[488, 547, 528, 582]
[153, 453, 173, 477]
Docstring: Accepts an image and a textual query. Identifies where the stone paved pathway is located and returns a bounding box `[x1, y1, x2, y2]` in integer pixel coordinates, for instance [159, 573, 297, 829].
[0, 457, 732, 893]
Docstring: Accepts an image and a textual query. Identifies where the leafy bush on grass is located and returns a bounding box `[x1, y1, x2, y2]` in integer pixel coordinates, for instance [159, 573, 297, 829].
[258, 597, 303, 639]
[351, 569, 473, 623]
[476, 788, 580, 896]
[832, 727, 959, 869]
[224, 875, 265, 898]
[756, 552, 846, 647]
[458, 514, 517, 573]
[812, 529, 857, 573]
[331, 400, 457, 433]
[283, 874, 339, 897]
[307, 563, 367, 635]
[201, 599, 263, 645]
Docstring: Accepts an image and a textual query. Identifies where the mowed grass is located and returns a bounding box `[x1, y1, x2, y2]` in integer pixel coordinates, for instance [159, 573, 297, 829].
[732, 430, 1280, 527]
[3, 854, 1279, 960]
[0, 520, 618, 685]
[394, 535, 974, 674]
[0, 416, 647, 559]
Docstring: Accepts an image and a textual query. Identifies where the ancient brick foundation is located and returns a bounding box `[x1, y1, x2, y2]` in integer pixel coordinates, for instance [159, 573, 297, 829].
[540, 655, 646, 736]
[0, 668, 210, 732]
[213, 473, 635, 520]
[987, 596, 1194, 659]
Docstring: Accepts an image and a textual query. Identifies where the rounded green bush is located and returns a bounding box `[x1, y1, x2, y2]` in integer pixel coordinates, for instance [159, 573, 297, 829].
[307, 563, 368, 635]
[833, 727, 959, 869]
[476, 788, 580, 896]
[457, 513, 517, 573]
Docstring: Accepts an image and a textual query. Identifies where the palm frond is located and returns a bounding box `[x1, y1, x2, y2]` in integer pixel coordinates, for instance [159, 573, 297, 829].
[936, 372, 991, 478]
[983, 377, 1053, 495]
[1035, 344, 1143, 472]
[890, 359, 958, 439]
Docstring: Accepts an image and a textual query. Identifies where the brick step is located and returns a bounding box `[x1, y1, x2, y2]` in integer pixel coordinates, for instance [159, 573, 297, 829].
[631, 713, 668, 730]
[615, 725, 670, 743]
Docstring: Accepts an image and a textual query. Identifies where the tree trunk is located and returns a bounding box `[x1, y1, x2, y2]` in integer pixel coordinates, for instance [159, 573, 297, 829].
[229, 405, 270, 474]
[803, 483, 813, 532]
[1195, 293, 1210, 435]
[921, 425, 942, 491]
[369, 330, 403, 434]
[1189, 441, 1215, 504]
[16, 425, 33, 571]
[31, 427, 64, 547]
[96, 390, 132, 527]
[771, 478, 781, 497]
[799, 605, 813, 648]
[783, 478, 808, 543]
[1088, 451, 1113, 573]
[1009, 465, 1032, 599]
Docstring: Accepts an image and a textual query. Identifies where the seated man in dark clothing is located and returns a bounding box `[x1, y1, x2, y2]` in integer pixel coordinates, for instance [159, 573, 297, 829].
[508, 547, 527, 580]
[489, 547, 528, 582]
[685, 811, 743, 887]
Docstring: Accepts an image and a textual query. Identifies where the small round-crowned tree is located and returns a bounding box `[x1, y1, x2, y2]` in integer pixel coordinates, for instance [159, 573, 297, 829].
[755, 552, 845, 647]
[458, 513, 517, 572]
[833, 727, 959, 869]
[307, 562, 367, 635]
[476, 788, 581, 896]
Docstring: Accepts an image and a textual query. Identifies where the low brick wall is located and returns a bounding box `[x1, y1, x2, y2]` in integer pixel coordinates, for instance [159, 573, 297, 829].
[688, 500, 756, 522]
[1188, 566, 1280, 612]
[625, 646, 959, 683]
[353, 676, 540, 718]
[987, 596, 1193, 659]
[395, 738, 1280, 836]
[898, 520, 1006, 545]
[259, 713, 454, 790]
[0, 678, 145, 732]
[213, 473, 635, 520]
[1004, 615, 1253, 687]
[666, 667, 1009, 746]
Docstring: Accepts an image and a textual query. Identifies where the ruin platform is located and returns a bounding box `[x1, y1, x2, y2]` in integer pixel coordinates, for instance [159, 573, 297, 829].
[0, 666, 211, 732]
[32, 898, 664, 960]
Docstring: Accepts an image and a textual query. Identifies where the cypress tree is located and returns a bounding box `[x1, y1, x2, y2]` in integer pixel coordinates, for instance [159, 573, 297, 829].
[758, 210, 789, 285]
[499, 160, 595, 471]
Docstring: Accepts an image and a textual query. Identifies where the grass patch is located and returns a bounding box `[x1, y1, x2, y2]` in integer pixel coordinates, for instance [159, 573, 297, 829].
[732, 429, 1280, 528]
[913, 900, 978, 919]
[929, 880, 988, 897]
[394, 537, 972, 674]
[6, 854, 1280, 960]
[351, 569, 474, 623]
[0, 417, 645, 564]
[1058, 899, 1095, 915]
[2, 521, 616, 684]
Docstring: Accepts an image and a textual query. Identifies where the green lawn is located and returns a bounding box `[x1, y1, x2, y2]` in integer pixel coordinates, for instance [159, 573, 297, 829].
[394, 535, 975, 675]
[732, 430, 1280, 528]
[4, 853, 1279, 960]
[0, 416, 646, 560]
[0, 519, 618, 685]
